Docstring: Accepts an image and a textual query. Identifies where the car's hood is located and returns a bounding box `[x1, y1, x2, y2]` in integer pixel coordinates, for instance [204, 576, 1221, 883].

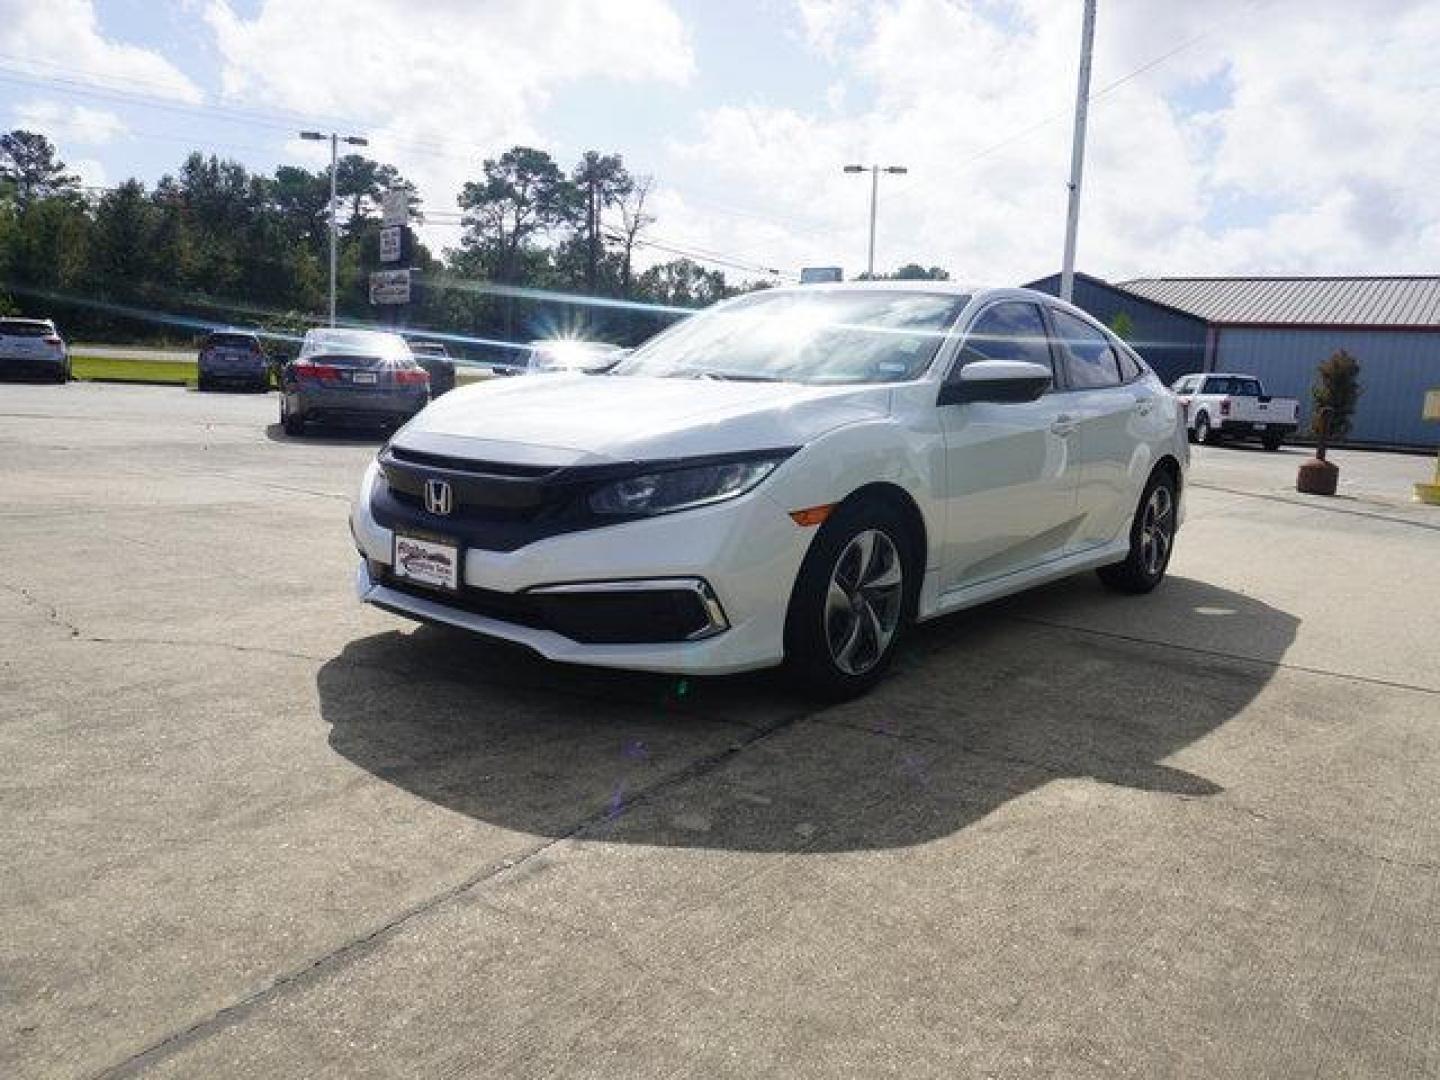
[392, 374, 892, 465]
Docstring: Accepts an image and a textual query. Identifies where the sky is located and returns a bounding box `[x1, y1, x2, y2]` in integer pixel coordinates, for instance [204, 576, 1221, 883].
[1, 0, 1438, 287]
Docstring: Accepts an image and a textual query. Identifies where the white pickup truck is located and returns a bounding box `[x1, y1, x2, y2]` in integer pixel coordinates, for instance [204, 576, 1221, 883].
[1171, 372, 1300, 450]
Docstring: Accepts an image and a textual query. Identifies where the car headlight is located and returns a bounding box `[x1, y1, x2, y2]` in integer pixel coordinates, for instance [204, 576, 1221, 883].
[588, 454, 789, 517]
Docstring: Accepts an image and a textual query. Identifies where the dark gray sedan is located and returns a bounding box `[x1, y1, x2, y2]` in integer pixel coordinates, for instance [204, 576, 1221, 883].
[279, 328, 430, 436]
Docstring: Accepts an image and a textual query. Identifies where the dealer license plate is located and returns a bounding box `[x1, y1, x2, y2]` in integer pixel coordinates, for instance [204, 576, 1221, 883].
[393, 534, 459, 591]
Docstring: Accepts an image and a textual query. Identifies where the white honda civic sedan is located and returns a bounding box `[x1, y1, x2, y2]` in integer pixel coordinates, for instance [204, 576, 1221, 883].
[350, 283, 1188, 698]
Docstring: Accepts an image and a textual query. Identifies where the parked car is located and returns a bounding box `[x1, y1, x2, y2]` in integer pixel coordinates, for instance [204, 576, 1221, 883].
[197, 329, 268, 392]
[406, 340, 457, 395]
[1171, 372, 1299, 450]
[525, 339, 627, 374]
[350, 283, 1189, 699]
[0, 318, 69, 382]
[279, 328, 429, 436]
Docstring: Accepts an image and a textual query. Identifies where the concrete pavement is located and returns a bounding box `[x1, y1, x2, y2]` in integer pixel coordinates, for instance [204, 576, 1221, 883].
[2, 382, 1438, 1078]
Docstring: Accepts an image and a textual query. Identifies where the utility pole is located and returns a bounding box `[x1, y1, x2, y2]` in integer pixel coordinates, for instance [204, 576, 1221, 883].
[1059, 0, 1097, 303]
[843, 163, 908, 278]
[299, 130, 369, 326]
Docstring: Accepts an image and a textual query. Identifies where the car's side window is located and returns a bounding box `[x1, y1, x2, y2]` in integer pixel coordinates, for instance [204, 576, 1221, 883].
[1050, 309, 1121, 390]
[1235, 378, 1261, 397]
[955, 302, 1054, 376]
[1116, 344, 1143, 383]
[1202, 377, 1226, 394]
[1174, 376, 1197, 393]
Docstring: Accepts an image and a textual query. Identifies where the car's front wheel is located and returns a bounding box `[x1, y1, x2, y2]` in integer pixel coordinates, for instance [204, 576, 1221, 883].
[784, 498, 915, 701]
[1097, 468, 1178, 594]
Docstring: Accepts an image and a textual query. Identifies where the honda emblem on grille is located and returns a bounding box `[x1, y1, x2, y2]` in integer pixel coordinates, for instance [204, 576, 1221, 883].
[423, 478, 454, 516]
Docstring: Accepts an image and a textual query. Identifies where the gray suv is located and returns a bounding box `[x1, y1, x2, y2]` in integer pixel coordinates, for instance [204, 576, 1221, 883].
[198, 330, 268, 391]
[279, 328, 430, 436]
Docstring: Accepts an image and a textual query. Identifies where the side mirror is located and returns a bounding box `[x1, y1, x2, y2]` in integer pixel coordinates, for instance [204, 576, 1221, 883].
[938, 359, 1052, 406]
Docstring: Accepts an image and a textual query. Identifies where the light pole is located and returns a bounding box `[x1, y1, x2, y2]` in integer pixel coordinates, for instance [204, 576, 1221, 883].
[1059, 0, 1097, 303]
[843, 164, 907, 278]
[300, 130, 368, 327]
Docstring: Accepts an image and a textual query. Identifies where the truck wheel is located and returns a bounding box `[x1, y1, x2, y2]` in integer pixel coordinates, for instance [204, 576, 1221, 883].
[1262, 434, 1283, 451]
[1193, 413, 1213, 445]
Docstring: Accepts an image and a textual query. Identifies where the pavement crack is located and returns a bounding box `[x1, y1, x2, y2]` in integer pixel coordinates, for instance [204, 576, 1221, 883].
[1009, 614, 1440, 697]
[0, 580, 81, 637]
[90, 705, 817, 1079]
[1192, 480, 1440, 532]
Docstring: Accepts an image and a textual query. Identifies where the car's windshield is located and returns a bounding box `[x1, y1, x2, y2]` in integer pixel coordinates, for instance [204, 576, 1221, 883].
[615, 288, 970, 384]
[0, 319, 53, 337]
[301, 328, 410, 361]
[206, 333, 258, 350]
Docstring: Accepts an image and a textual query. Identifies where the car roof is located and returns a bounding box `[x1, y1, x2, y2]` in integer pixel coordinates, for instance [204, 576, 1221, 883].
[1, 317, 54, 326]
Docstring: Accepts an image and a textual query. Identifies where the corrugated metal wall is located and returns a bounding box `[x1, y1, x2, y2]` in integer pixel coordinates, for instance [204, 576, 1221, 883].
[1026, 274, 1208, 384]
[1215, 327, 1440, 447]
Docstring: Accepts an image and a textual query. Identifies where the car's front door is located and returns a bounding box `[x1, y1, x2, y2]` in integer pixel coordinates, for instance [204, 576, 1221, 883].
[1046, 308, 1136, 548]
[936, 300, 1082, 592]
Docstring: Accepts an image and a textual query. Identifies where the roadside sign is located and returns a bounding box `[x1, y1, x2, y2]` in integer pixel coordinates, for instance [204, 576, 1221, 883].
[379, 225, 402, 263]
[381, 188, 408, 226]
[370, 268, 411, 305]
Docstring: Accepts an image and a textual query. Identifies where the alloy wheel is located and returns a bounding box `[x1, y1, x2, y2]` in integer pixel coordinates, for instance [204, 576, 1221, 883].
[1139, 483, 1175, 578]
[825, 528, 904, 676]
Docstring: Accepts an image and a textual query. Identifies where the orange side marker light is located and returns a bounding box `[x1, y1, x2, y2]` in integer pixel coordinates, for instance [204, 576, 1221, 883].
[788, 504, 835, 527]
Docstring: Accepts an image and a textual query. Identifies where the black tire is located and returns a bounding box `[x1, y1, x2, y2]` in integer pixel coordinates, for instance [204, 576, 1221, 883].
[1097, 469, 1178, 594]
[783, 496, 918, 701]
[1193, 412, 1213, 445]
[198, 375, 212, 392]
[54, 366, 69, 384]
[281, 399, 305, 436]
[1262, 434, 1283, 451]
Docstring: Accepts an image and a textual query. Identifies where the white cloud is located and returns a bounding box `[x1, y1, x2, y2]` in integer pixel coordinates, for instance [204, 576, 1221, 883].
[69, 157, 108, 189]
[13, 101, 128, 146]
[659, 0, 1440, 283]
[0, 0, 201, 103]
[204, 0, 695, 249]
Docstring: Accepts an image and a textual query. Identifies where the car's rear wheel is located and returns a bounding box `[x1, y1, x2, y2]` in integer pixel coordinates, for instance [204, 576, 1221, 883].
[1262, 433, 1283, 451]
[280, 398, 305, 436]
[784, 498, 915, 701]
[1193, 412, 1213, 444]
[1097, 469, 1178, 594]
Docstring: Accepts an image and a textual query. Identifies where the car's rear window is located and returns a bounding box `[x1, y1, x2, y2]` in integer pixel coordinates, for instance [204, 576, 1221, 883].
[0, 320, 53, 337]
[205, 333, 259, 350]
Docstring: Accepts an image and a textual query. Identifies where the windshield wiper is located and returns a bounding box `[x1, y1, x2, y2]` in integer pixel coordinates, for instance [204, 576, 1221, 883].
[671, 368, 784, 383]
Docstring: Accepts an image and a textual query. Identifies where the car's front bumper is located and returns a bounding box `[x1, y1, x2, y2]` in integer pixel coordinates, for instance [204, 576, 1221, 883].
[350, 463, 814, 674]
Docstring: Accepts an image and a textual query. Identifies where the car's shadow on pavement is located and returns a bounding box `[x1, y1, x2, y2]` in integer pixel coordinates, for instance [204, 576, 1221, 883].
[317, 575, 1298, 853]
[263, 422, 390, 446]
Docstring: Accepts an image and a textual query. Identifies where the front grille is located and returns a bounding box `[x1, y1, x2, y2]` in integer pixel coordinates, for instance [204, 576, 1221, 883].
[378, 573, 718, 644]
[387, 445, 558, 478]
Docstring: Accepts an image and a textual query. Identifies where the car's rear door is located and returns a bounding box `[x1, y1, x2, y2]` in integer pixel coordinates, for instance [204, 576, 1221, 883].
[936, 300, 1081, 591]
[1046, 308, 1137, 549]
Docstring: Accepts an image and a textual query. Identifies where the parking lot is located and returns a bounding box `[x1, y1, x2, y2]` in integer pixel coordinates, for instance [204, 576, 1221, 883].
[3, 381, 1439, 1078]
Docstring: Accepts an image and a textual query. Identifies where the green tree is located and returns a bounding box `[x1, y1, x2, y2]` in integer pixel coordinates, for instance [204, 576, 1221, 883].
[572, 150, 631, 292]
[1311, 349, 1363, 440]
[0, 130, 79, 206]
[335, 154, 421, 233]
[635, 257, 731, 307]
[457, 146, 576, 284]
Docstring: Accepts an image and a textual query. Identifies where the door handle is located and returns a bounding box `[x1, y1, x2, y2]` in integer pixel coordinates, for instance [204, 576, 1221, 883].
[1050, 415, 1076, 436]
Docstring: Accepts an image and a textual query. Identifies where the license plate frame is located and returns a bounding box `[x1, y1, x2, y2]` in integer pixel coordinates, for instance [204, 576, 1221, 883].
[392, 533, 460, 592]
[352, 371, 378, 384]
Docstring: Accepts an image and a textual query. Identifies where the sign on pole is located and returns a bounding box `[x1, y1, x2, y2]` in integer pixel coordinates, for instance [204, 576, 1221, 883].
[381, 188, 408, 226]
[369, 268, 411, 305]
[379, 225, 402, 263]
